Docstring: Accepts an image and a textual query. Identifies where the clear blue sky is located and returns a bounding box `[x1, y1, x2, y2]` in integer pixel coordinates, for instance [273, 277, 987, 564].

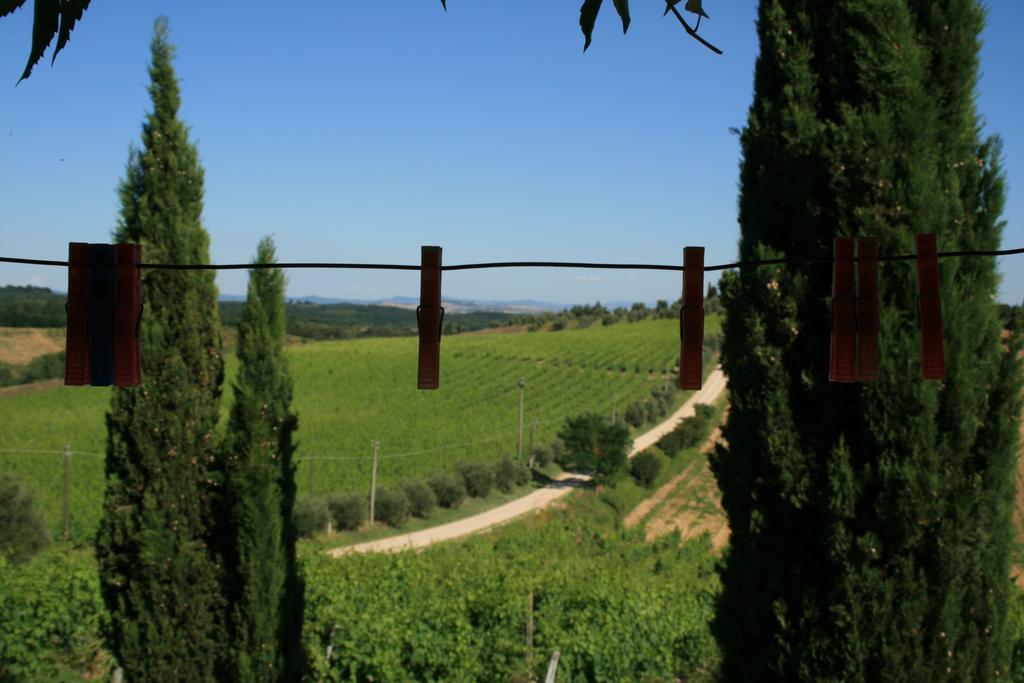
[1, 2, 1022, 305]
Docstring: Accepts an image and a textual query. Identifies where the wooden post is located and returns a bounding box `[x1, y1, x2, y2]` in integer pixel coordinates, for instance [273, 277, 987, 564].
[62, 443, 71, 542]
[526, 592, 534, 675]
[308, 455, 315, 497]
[369, 440, 380, 524]
[544, 650, 560, 683]
[517, 379, 526, 459]
[529, 420, 539, 468]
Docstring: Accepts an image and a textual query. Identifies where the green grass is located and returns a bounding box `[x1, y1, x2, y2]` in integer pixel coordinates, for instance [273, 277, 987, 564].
[0, 317, 720, 543]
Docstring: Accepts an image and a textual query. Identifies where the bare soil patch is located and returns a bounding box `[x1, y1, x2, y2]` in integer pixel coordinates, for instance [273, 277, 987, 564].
[626, 412, 730, 552]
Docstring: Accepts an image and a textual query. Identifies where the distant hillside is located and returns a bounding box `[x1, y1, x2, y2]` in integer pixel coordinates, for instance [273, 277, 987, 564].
[0, 285, 66, 327]
[0, 285, 521, 339]
[219, 300, 519, 340]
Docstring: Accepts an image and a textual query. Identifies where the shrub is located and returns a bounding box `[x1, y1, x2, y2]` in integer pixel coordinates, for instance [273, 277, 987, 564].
[293, 497, 330, 538]
[624, 402, 644, 428]
[373, 488, 409, 527]
[429, 472, 466, 509]
[657, 430, 685, 458]
[631, 451, 662, 488]
[531, 444, 554, 468]
[493, 457, 530, 493]
[327, 494, 366, 532]
[0, 549, 111, 681]
[458, 462, 494, 498]
[0, 475, 50, 564]
[402, 480, 437, 518]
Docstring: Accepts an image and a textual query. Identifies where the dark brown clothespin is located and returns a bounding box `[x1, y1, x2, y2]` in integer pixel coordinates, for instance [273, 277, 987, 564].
[64, 243, 91, 386]
[915, 233, 945, 380]
[830, 237, 857, 382]
[679, 246, 705, 390]
[417, 246, 443, 389]
[114, 243, 143, 387]
[855, 238, 879, 381]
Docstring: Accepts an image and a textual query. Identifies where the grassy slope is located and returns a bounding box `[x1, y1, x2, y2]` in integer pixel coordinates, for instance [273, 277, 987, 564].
[0, 317, 720, 543]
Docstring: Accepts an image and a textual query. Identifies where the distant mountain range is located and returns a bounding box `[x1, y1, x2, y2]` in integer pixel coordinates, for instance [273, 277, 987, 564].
[217, 294, 656, 314]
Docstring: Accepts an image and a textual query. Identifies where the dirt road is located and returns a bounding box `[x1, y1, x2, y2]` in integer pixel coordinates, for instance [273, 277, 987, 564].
[328, 366, 727, 557]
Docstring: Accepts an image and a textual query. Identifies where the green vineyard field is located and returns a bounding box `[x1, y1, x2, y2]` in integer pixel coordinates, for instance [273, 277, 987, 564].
[0, 317, 720, 542]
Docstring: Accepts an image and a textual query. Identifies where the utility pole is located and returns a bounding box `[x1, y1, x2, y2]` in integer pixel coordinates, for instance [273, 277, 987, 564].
[517, 379, 526, 460]
[308, 455, 315, 497]
[369, 440, 380, 524]
[611, 395, 619, 425]
[62, 443, 71, 542]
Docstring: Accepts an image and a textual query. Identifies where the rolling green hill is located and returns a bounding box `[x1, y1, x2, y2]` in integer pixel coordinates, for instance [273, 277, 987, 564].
[0, 317, 720, 542]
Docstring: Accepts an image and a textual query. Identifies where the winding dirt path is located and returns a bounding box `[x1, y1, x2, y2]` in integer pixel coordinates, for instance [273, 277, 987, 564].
[328, 367, 727, 557]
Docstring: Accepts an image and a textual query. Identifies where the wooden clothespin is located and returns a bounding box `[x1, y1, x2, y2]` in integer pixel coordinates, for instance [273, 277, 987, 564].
[855, 238, 879, 381]
[915, 233, 945, 380]
[64, 243, 91, 386]
[417, 246, 443, 390]
[829, 237, 857, 382]
[89, 244, 116, 386]
[679, 246, 705, 390]
[114, 243, 143, 387]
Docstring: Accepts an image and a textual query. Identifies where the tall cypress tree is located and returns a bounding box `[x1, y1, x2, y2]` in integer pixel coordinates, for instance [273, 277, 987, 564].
[96, 18, 226, 680]
[711, 1, 1023, 679]
[219, 237, 300, 682]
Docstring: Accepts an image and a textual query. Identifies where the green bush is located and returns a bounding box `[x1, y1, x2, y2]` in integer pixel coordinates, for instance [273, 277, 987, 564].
[631, 451, 662, 488]
[493, 457, 530, 493]
[293, 497, 330, 538]
[458, 462, 494, 498]
[327, 494, 366, 532]
[401, 480, 436, 518]
[624, 402, 644, 428]
[530, 444, 554, 468]
[373, 488, 409, 527]
[0, 549, 111, 681]
[429, 472, 466, 509]
[0, 474, 51, 564]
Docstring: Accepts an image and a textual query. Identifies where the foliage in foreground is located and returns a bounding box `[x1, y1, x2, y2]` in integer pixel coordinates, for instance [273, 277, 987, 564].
[0, 549, 110, 682]
[301, 514, 721, 682]
[0, 473, 50, 564]
[218, 237, 301, 681]
[715, 1, 1023, 679]
[95, 18, 226, 680]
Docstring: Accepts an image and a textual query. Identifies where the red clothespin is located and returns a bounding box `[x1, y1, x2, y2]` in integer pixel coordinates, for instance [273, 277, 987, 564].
[64, 243, 91, 386]
[855, 238, 879, 381]
[915, 233, 945, 380]
[679, 246, 705, 390]
[114, 243, 143, 387]
[417, 246, 443, 390]
[829, 237, 857, 382]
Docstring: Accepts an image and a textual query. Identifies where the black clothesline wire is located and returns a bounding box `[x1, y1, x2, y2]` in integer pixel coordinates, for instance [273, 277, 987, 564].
[1, 247, 1023, 273]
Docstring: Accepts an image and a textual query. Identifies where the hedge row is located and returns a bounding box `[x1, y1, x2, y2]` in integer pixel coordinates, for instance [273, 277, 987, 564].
[293, 456, 532, 537]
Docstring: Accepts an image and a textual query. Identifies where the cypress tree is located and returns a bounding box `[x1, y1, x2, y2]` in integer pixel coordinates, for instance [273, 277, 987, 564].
[711, 1, 1023, 679]
[219, 237, 300, 682]
[96, 18, 226, 680]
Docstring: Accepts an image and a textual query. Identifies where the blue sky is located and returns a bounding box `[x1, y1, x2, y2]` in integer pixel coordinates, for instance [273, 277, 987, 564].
[1, 2, 1022, 305]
